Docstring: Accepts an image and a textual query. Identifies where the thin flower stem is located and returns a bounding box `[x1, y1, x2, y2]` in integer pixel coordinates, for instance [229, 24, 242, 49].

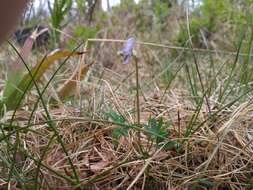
[134, 56, 144, 155]
[134, 57, 140, 126]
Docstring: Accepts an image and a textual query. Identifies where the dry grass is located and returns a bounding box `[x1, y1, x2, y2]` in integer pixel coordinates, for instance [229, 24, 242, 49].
[3, 91, 253, 189]
[1, 39, 253, 189]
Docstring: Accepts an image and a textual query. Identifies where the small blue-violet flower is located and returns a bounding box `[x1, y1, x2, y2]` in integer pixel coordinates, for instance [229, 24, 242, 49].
[118, 37, 136, 64]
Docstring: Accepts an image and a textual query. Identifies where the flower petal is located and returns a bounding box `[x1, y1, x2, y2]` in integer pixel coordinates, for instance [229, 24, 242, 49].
[119, 37, 136, 64]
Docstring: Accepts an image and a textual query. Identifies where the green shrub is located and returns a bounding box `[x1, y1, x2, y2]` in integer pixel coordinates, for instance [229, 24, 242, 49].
[176, 0, 231, 47]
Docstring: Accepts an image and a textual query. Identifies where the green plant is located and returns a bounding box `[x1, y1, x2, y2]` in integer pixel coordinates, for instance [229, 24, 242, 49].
[152, 1, 169, 24]
[144, 117, 169, 146]
[76, 0, 86, 14]
[66, 25, 100, 49]
[107, 110, 129, 138]
[189, 178, 214, 190]
[177, 0, 231, 47]
[48, 0, 72, 41]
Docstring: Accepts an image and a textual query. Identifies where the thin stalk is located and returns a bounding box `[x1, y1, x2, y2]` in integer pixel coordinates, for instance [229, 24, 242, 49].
[134, 57, 140, 126]
[134, 56, 144, 156]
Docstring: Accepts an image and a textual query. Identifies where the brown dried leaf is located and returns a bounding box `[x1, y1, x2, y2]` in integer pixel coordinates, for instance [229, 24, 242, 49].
[57, 63, 92, 100]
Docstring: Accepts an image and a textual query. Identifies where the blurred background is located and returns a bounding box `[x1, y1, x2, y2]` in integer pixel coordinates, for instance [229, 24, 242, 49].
[16, 0, 251, 52]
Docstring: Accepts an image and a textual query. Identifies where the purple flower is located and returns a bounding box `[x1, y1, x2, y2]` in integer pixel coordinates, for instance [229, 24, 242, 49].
[119, 37, 136, 64]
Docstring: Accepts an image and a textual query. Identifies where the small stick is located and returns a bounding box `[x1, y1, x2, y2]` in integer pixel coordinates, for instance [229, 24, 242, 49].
[87, 38, 253, 57]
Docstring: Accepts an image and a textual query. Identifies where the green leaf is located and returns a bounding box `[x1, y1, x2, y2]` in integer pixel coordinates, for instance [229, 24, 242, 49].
[108, 110, 126, 124]
[144, 116, 169, 144]
[198, 179, 214, 188]
[107, 110, 129, 138]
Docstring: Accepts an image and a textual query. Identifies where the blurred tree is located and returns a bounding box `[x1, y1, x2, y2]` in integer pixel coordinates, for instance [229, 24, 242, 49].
[86, 0, 102, 25]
